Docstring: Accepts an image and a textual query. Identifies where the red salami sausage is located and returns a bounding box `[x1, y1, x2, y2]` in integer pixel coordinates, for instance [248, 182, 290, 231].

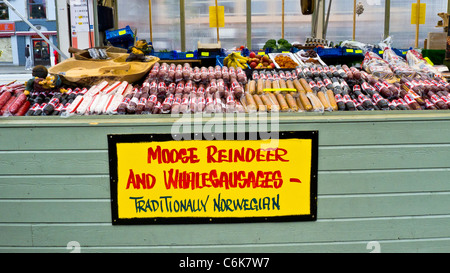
[8, 93, 27, 115]
[15, 100, 31, 116]
[0, 91, 12, 109]
[0, 96, 16, 115]
[171, 94, 182, 114]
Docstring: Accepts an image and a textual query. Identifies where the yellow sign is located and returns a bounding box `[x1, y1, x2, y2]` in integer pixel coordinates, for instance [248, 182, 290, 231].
[411, 3, 426, 25]
[108, 132, 318, 225]
[209, 6, 225, 28]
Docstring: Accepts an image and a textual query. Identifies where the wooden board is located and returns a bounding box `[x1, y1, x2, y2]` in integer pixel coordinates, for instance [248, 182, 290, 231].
[0, 112, 449, 253]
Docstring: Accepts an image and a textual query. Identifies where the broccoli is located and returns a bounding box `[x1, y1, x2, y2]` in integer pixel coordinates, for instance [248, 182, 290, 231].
[277, 39, 289, 46]
[263, 39, 292, 51]
[277, 39, 292, 51]
[263, 39, 277, 50]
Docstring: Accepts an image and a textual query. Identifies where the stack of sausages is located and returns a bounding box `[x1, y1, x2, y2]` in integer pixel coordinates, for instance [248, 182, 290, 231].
[130, 62, 248, 114]
[0, 82, 29, 116]
[242, 69, 333, 113]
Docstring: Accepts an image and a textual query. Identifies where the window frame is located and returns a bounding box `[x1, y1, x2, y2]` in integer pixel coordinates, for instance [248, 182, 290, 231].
[28, 0, 47, 20]
[116, 0, 449, 51]
[0, 2, 9, 21]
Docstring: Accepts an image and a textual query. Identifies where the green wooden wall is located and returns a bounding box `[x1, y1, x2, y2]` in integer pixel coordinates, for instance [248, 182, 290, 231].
[0, 111, 449, 253]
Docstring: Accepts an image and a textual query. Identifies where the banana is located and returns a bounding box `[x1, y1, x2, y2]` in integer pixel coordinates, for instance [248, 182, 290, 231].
[225, 52, 249, 68]
[233, 53, 248, 63]
[223, 55, 230, 66]
[236, 61, 245, 69]
[235, 53, 248, 67]
[232, 52, 245, 59]
[236, 57, 246, 64]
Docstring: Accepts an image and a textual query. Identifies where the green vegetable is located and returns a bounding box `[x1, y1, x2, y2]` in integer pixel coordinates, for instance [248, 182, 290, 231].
[277, 39, 290, 46]
[277, 39, 292, 51]
[263, 39, 292, 51]
[263, 39, 277, 50]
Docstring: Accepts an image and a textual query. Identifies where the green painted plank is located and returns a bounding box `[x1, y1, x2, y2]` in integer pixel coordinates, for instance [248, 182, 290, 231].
[319, 144, 450, 171]
[279, 120, 450, 147]
[2, 238, 450, 252]
[318, 168, 450, 194]
[0, 200, 110, 223]
[0, 225, 32, 246]
[0, 126, 171, 151]
[318, 192, 450, 218]
[0, 150, 108, 175]
[1, 169, 448, 199]
[1, 192, 449, 223]
[1, 120, 450, 151]
[1, 145, 449, 175]
[28, 216, 450, 247]
[0, 175, 109, 199]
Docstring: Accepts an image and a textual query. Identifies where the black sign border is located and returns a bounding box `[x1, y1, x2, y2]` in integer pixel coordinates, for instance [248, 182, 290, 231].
[108, 131, 318, 225]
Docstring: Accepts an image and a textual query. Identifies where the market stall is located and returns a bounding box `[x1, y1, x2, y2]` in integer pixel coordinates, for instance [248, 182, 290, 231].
[1, 111, 449, 253]
[2, 44, 450, 117]
[1, 4, 450, 252]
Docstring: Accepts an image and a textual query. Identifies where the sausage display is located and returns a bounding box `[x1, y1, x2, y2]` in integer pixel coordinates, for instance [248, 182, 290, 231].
[1, 49, 449, 118]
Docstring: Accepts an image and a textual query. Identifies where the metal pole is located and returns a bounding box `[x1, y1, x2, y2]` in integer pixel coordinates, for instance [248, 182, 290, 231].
[180, 0, 186, 51]
[384, 0, 390, 39]
[215, 0, 220, 43]
[311, 0, 320, 38]
[149, 0, 153, 44]
[54, 0, 61, 62]
[317, 0, 324, 39]
[353, 0, 356, 40]
[3, 0, 68, 59]
[282, 0, 285, 39]
[246, 0, 251, 50]
[415, 0, 420, 48]
[93, 3, 100, 47]
[323, 0, 332, 39]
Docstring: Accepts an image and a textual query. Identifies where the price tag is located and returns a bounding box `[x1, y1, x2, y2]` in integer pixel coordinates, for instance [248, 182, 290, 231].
[355, 50, 363, 54]
[258, 52, 266, 56]
[119, 30, 126, 35]
[186, 53, 194, 58]
[201, 52, 210, 57]
[424, 57, 434, 65]
[379, 50, 384, 55]
[346, 49, 354, 53]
